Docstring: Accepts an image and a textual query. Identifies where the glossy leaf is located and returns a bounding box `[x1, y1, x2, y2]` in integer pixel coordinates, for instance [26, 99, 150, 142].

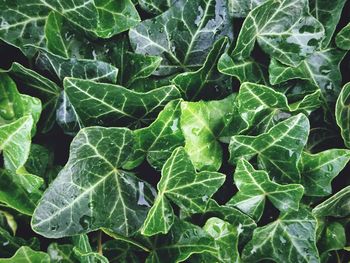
[73, 234, 109, 263]
[299, 149, 350, 196]
[125, 99, 184, 170]
[47, 243, 78, 263]
[0, 246, 49, 263]
[227, 159, 304, 221]
[310, 0, 347, 47]
[336, 22, 350, 50]
[227, 0, 265, 17]
[32, 127, 155, 238]
[229, 114, 310, 183]
[64, 78, 181, 128]
[317, 222, 346, 257]
[181, 95, 236, 171]
[269, 49, 346, 103]
[138, 0, 177, 14]
[336, 83, 350, 148]
[232, 0, 324, 66]
[312, 185, 350, 217]
[242, 208, 319, 263]
[141, 147, 225, 236]
[129, 0, 233, 75]
[172, 37, 231, 100]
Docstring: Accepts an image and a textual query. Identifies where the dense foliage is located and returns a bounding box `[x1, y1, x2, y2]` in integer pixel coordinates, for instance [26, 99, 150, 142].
[0, 0, 350, 262]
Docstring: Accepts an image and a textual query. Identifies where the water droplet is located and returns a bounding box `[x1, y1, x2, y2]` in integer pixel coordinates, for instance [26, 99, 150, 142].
[88, 201, 95, 209]
[2, 241, 9, 246]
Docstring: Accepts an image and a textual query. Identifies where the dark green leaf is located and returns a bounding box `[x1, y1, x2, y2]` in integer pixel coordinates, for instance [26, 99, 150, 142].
[0, 246, 49, 262]
[336, 23, 350, 50]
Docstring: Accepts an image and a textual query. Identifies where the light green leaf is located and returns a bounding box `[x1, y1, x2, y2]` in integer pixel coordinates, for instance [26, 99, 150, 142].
[0, 115, 33, 171]
[35, 48, 119, 83]
[336, 83, 350, 148]
[269, 49, 346, 103]
[172, 37, 231, 100]
[227, 0, 265, 17]
[227, 159, 304, 221]
[229, 114, 310, 183]
[336, 22, 350, 50]
[47, 243, 78, 263]
[232, 0, 324, 66]
[299, 149, 350, 196]
[64, 78, 180, 128]
[141, 147, 225, 236]
[138, 0, 176, 14]
[125, 99, 185, 170]
[217, 54, 268, 85]
[129, 0, 233, 75]
[0, 168, 42, 215]
[181, 94, 236, 171]
[73, 234, 108, 263]
[310, 0, 347, 48]
[0, 246, 49, 263]
[312, 185, 350, 218]
[242, 208, 319, 263]
[146, 219, 217, 263]
[2, 63, 61, 133]
[31, 127, 155, 238]
[317, 222, 346, 258]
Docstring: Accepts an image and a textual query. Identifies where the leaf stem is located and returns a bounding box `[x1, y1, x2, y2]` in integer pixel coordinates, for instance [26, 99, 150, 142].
[97, 231, 103, 255]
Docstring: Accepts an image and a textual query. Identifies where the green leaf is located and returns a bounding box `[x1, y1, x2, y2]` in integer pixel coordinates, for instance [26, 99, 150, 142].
[227, 159, 304, 221]
[269, 49, 346, 103]
[227, 0, 265, 17]
[181, 95, 236, 171]
[0, 246, 49, 262]
[242, 207, 319, 263]
[217, 54, 268, 85]
[129, 0, 233, 75]
[146, 219, 217, 263]
[299, 149, 350, 196]
[336, 23, 350, 50]
[312, 185, 350, 218]
[64, 78, 180, 128]
[232, 0, 324, 66]
[317, 222, 346, 257]
[229, 114, 310, 183]
[2, 63, 61, 133]
[138, 0, 176, 14]
[47, 243, 78, 263]
[0, 168, 42, 215]
[43, 0, 140, 38]
[35, 48, 119, 83]
[141, 147, 225, 236]
[336, 83, 350, 148]
[24, 144, 53, 180]
[172, 37, 231, 100]
[103, 239, 142, 263]
[310, 0, 347, 48]
[73, 234, 108, 263]
[125, 99, 185, 170]
[201, 217, 241, 263]
[31, 127, 155, 238]
[0, 115, 33, 171]
[0, 1, 49, 58]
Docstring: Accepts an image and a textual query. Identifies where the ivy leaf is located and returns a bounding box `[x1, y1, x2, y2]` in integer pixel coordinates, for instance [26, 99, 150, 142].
[269, 49, 346, 103]
[181, 95, 236, 171]
[242, 208, 319, 263]
[227, 159, 304, 221]
[0, 246, 50, 262]
[312, 185, 350, 218]
[172, 37, 231, 100]
[317, 222, 346, 260]
[47, 243, 78, 263]
[232, 0, 324, 66]
[227, 0, 265, 18]
[138, 0, 176, 14]
[3, 63, 61, 133]
[73, 234, 109, 263]
[299, 149, 350, 196]
[64, 78, 180, 128]
[0, 116, 34, 171]
[31, 127, 155, 238]
[336, 83, 350, 148]
[141, 147, 225, 236]
[125, 99, 185, 171]
[146, 219, 217, 263]
[336, 23, 350, 50]
[217, 54, 268, 85]
[129, 0, 233, 75]
[102, 239, 142, 263]
[35, 48, 119, 83]
[310, 0, 347, 48]
[229, 114, 310, 183]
